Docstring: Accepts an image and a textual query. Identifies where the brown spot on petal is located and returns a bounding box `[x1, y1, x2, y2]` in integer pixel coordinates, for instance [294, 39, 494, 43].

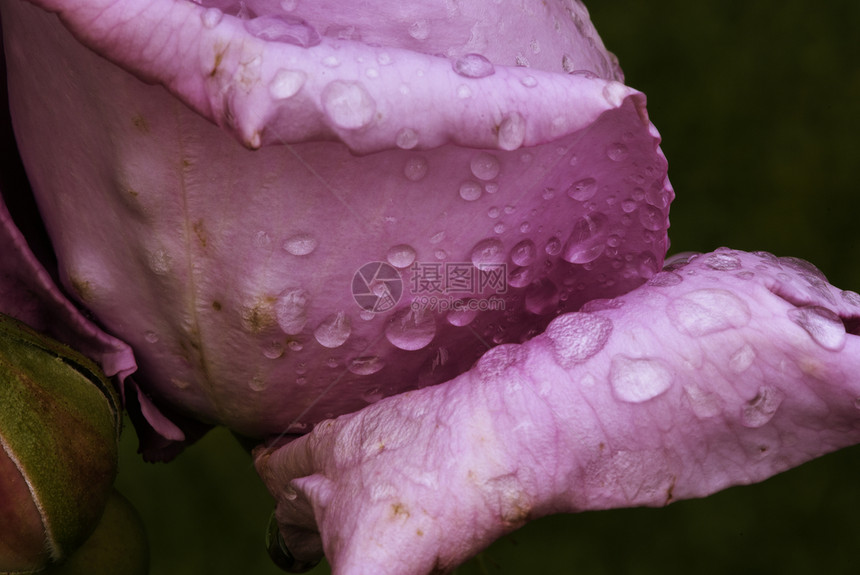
[390, 502, 410, 519]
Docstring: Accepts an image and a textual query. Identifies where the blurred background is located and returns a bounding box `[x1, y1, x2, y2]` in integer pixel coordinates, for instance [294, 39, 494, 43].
[64, 0, 860, 573]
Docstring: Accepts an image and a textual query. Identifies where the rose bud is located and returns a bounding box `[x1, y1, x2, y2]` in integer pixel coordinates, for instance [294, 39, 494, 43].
[0, 312, 120, 572]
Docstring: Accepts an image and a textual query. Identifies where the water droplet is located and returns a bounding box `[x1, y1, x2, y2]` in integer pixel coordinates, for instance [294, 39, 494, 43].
[269, 69, 307, 99]
[510, 239, 536, 266]
[493, 223, 506, 234]
[144, 330, 159, 344]
[487, 206, 500, 219]
[459, 181, 483, 201]
[471, 238, 506, 271]
[249, 376, 268, 391]
[147, 249, 172, 275]
[326, 357, 339, 368]
[386, 308, 436, 350]
[435, 249, 447, 260]
[606, 142, 629, 161]
[201, 8, 223, 29]
[447, 304, 479, 327]
[648, 271, 682, 287]
[456, 84, 472, 99]
[566, 177, 597, 201]
[545, 237, 562, 256]
[621, 199, 637, 213]
[520, 76, 538, 88]
[244, 15, 321, 47]
[610, 355, 673, 403]
[359, 309, 376, 321]
[788, 305, 846, 351]
[288, 340, 304, 352]
[476, 344, 524, 383]
[275, 288, 309, 334]
[387, 244, 416, 268]
[283, 233, 318, 256]
[705, 253, 742, 271]
[365, 67, 379, 78]
[546, 313, 613, 369]
[408, 19, 429, 40]
[741, 385, 785, 428]
[430, 231, 446, 244]
[263, 341, 285, 359]
[667, 289, 751, 337]
[519, 222, 531, 233]
[395, 128, 419, 150]
[508, 266, 533, 288]
[253, 230, 272, 249]
[497, 113, 526, 151]
[842, 290, 860, 307]
[683, 384, 722, 419]
[404, 156, 428, 181]
[349, 356, 385, 375]
[729, 343, 755, 373]
[561, 54, 576, 73]
[314, 312, 352, 348]
[638, 205, 665, 231]
[470, 152, 500, 181]
[636, 251, 660, 279]
[562, 214, 608, 264]
[485, 182, 499, 194]
[321, 81, 376, 129]
[524, 278, 559, 315]
[452, 53, 496, 78]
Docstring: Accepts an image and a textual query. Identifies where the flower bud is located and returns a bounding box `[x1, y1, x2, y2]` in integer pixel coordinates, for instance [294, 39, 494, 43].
[0, 313, 120, 572]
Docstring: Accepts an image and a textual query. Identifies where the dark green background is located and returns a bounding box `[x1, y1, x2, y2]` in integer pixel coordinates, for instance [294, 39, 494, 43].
[114, 1, 860, 573]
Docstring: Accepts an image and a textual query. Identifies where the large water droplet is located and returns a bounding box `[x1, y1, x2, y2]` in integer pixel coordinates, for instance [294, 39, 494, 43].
[275, 288, 309, 334]
[471, 238, 506, 271]
[453, 53, 496, 78]
[520, 76, 538, 88]
[321, 81, 376, 129]
[244, 15, 321, 47]
[562, 214, 608, 264]
[497, 113, 526, 151]
[561, 53, 576, 73]
[314, 312, 352, 348]
[510, 239, 536, 267]
[524, 278, 559, 315]
[788, 305, 846, 351]
[566, 177, 597, 201]
[470, 152, 500, 181]
[610, 355, 673, 403]
[459, 181, 483, 201]
[704, 253, 742, 271]
[667, 289, 751, 337]
[404, 156, 428, 181]
[387, 244, 416, 268]
[269, 69, 307, 99]
[546, 313, 613, 369]
[386, 308, 436, 350]
[283, 233, 318, 256]
[741, 385, 785, 428]
[349, 356, 385, 375]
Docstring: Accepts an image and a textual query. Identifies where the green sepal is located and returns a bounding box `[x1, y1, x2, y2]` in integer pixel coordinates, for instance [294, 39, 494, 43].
[0, 312, 120, 563]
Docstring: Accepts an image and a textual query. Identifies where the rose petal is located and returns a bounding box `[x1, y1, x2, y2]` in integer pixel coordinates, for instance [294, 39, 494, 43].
[255, 249, 860, 573]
